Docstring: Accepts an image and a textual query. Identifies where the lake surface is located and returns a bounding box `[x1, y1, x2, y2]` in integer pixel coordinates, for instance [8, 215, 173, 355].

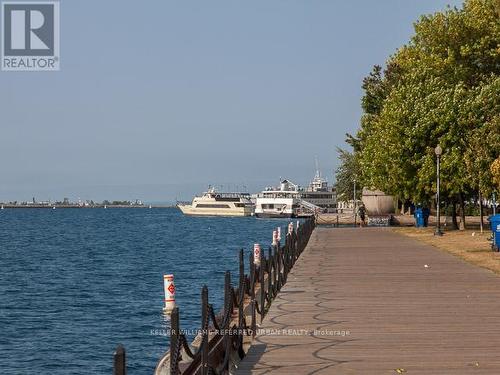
[0, 208, 294, 374]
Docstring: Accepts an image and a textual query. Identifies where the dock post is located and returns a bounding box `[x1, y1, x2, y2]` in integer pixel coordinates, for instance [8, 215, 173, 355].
[163, 274, 176, 313]
[249, 252, 255, 299]
[275, 242, 280, 291]
[251, 299, 256, 338]
[222, 271, 232, 373]
[276, 241, 282, 290]
[254, 244, 261, 267]
[260, 250, 265, 322]
[283, 233, 289, 281]
[201, 286, 209, 375]
[268, 247, 273, 298]
[238, 249, 244, 326]
[224, 271, 232, 312]
[113, 344, 126, 375]
[170, 307, 180, 375]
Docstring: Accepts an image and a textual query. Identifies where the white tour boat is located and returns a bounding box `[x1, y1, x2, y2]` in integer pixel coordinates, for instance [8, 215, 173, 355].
[299, 167, 337, 213]
[177, 188, 254, 217]
[254, 179, 303, 218]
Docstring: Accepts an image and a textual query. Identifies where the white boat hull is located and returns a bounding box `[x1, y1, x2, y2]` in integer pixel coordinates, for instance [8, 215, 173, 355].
[255, 212, 294, 218]
[177, 204, 253, 217]
[254, 195, 298, 218]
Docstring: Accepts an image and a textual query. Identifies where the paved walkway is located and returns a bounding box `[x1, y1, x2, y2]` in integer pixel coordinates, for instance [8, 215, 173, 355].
[238, 227, 500, 374]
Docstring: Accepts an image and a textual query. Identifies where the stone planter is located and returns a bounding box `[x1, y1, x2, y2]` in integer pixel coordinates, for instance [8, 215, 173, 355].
[361, 188, 395, 215]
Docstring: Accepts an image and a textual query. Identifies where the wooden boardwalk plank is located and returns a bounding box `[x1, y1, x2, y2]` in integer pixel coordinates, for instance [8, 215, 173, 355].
[237, 227, 500, 374]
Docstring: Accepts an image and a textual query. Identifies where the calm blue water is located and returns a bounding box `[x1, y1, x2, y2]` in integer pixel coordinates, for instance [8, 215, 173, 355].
[0, 208, 294, 374]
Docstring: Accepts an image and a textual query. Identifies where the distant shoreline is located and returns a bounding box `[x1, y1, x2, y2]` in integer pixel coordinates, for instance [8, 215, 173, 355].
[0, 204, 177, 209]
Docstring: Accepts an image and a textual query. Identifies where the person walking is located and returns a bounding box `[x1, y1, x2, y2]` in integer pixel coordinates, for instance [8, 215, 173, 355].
[358, 205, 366, 226]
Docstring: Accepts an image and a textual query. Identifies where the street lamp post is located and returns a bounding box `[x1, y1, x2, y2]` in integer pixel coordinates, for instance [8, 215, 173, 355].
[434, 145, 443, 236]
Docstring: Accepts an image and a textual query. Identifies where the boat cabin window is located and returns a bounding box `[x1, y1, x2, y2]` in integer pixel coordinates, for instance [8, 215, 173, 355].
[195, 204, 231, 208]
[215, 197, 240, 202]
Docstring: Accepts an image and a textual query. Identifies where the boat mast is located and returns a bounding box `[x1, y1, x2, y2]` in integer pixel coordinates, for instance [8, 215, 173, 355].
[315, 156, 321, 178]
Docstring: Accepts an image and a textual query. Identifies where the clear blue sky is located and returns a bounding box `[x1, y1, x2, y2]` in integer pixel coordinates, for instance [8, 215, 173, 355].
[1, 0, 462, 202]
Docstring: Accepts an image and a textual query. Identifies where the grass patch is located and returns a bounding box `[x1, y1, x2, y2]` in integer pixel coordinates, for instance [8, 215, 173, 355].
[392, 226, 500, 275]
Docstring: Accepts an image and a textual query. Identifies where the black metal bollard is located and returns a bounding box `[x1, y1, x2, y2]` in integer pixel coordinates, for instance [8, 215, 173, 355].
[113, 344, 126, 375]
[267, 247, 273, 299]
[283, 235, 289, 282]
[259, 250, 265, 323]
[249, 252, 255, 299]
[273, 246, 278, 293]
[238, 249, 245, 328]
[251, 300, 256, 338]
[276, 242, 282, 290]
[224, 271, 232, 322]
[201, 286, 209, 375]
[170, 307, 180, 375]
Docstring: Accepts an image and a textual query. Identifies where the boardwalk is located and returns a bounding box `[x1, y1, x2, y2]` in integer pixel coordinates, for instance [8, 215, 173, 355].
[238, 227, 500, 374]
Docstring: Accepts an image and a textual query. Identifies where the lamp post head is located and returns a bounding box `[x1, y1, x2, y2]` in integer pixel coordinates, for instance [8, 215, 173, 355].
[434, 145, 442, 156]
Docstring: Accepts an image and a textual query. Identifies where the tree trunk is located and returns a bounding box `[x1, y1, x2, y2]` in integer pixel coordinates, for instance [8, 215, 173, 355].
[442, 201, 447, 229]
[451, 201, 458, 230]
[458, 193, 466, 230]
[479, 191, 484, 233]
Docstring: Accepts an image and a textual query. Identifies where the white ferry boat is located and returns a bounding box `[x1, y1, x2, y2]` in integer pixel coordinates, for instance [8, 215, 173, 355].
[299, 169, 337, 213]
[177, 188, 254, 217]
[254, 179, 302, 218]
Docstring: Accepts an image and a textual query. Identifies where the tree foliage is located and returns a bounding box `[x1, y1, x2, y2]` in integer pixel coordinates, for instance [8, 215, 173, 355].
[334, 148, 363, 201]
[337, 0, 500, 216]
[492, 157, 500, 190]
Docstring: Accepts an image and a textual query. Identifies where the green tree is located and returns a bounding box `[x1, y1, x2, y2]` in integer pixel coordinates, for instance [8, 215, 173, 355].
[334, 148, 363, 202]
[350, 0, 500, 228]
[492, 158, 500, 190]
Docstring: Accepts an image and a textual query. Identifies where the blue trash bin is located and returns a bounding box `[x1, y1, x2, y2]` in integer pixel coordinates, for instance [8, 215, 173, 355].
[489, 214, 500, 252]
[414, 207, 425, 228]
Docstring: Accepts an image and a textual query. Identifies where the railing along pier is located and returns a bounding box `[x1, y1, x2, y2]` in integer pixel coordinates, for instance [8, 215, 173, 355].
[113, 217, 315, 375]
